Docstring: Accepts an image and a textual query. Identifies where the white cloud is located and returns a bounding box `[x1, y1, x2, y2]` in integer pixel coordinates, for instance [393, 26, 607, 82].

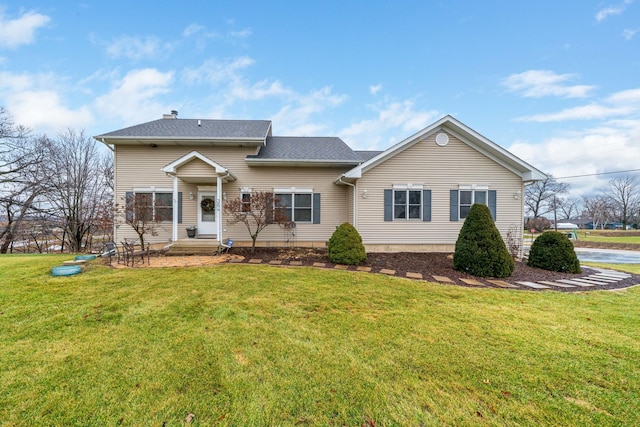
[270, 87, 348, 135]
[182, 23, 250, 48]
[228, 79, 291, 100]
[369, 84, 383, 95]
[0, 7, 50, 49]
[606, 87, 640, 104]
[0, 71, 93, 133]
[509, 120, 640, 195]
[95, 68, 174, 122]
[106, 35, 170, 60]
[515, 87, 640, 122]
[183, 23, 206, 38]
[503, 70, 595, 98]
[182, 56, 255, 86]
[516, 104, 634, 122]
[339, 99, 440, 150]
[230, 29, 252, 39]
[596, 5, 625, 21]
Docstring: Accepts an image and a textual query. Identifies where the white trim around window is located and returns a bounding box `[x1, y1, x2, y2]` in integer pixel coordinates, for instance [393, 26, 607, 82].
[240, 188, 252, 213]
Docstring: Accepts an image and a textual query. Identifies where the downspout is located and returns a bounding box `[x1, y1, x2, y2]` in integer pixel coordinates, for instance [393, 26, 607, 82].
[218, 171, 232, 244]
[336, 177, 357, 227]
[172, 175, 179, 243]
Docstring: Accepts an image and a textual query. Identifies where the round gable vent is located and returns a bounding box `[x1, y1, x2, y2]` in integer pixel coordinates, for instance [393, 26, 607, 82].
[435, 132, 449, 146]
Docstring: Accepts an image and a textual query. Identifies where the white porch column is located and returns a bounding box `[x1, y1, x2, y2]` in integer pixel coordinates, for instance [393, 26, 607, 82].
[216, 175, 223, 243]
[172, 175, 179, 242]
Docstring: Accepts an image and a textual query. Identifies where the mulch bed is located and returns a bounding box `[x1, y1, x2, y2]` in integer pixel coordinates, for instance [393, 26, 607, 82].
[230, 247, 640, 292]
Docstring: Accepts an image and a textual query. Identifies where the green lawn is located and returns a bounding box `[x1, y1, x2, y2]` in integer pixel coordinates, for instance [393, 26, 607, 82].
[1, 255, 640, 426]
[579, 234, 640, 244]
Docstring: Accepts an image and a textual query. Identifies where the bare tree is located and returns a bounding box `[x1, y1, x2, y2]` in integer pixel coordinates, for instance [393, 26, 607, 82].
[43, 129, 112, 252]
[556, 196, 582, 221]
[118, 192, 162, 248]
[524, 175, 569, 218]
[0, 107, 32, 182]
[582, 195, 613, 230]
[0, 111, 49, 253]
[223, 191, 288, 252]
[605, 175, 640, 229]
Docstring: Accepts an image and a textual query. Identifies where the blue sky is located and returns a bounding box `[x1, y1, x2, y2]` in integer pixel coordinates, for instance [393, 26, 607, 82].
[1, 1, 639, 195]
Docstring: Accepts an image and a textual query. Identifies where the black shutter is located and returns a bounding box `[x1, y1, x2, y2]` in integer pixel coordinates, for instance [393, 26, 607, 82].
[384, 189, 393, 221]
[450, 190, 458, 221]
[489, 190, 496, 221]
[312, 193, 321, 224]
[422, 190, 431, 221]
[178, 192, 182, 224]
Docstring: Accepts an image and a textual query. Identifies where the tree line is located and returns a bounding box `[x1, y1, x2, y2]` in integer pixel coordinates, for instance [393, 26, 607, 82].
[0, 107, 113, 254]
[525, 174, 640, 230]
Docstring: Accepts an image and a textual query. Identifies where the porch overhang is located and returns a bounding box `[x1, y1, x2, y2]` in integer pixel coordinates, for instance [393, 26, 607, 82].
[161, 150, 236, 183]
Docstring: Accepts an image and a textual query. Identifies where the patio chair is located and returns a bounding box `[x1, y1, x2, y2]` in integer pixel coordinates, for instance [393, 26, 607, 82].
[121, 239, 150, 267]
[100, 242, 125, 265]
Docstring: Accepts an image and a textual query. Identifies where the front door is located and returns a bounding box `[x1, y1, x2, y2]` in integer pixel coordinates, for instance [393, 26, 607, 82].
[197, 191, 217, 235]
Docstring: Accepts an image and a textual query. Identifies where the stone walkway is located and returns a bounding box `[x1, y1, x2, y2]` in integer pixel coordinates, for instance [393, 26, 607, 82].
[230, 257, 634, 291]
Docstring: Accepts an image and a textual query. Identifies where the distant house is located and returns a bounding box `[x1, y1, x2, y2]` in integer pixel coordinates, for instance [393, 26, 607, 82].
[584, 221, 625, 230]
[95, 114, 546, 252]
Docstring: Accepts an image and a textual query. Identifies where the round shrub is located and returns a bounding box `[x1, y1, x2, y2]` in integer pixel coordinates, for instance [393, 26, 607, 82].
[453, 204, 514, 278]
[327, 223, 367, 265]
[528, 231, 581, 273]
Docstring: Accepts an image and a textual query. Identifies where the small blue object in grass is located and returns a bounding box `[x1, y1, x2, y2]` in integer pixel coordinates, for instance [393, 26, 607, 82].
[74, 255, 96, 261]
[51, 265, 82, 276]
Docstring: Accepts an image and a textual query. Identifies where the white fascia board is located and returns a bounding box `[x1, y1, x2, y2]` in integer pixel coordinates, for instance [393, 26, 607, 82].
[96, 136, 265, 146]
[342, 116, 450, 180]
[442, 119, 546, 181]
[162, 150, 228, 174]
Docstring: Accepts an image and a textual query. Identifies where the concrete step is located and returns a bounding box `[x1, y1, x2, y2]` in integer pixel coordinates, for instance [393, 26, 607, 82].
[166, 239, 220, 256]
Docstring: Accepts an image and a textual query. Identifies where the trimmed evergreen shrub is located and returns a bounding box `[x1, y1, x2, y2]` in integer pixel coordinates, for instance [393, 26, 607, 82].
[453, 204, 514, 278]
[327, 223, 367, 265]
[528, 231, 581, 273]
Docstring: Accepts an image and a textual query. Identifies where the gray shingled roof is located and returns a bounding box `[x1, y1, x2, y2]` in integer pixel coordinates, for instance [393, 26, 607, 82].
[95, 118, 271, 140]
[355, 150, 383, 162]
[248, 136, 363, 164]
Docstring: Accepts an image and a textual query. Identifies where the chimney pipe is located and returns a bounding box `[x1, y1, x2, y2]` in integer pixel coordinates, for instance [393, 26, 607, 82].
[162, 110, 179, 119]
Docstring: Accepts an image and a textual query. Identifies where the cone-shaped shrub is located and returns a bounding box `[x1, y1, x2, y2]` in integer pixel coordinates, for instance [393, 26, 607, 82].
[327, 223, 367, 265]
[528, 231, 581, 273]
[453, 204, 514, 278]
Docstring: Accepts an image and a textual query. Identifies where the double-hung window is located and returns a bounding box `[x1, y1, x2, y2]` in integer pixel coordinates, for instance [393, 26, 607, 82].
[274, 188, 320, 223]
[128, 188, 173, 222]
[394, 189, 422, 219]
[384, 185, 431, 222]
[459, 189, 487, 220]
[450, 186, 495, 221]
[240, 188, 252, 213]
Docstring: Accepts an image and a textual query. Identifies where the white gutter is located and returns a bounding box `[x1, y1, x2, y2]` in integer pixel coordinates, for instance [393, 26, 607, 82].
[99, 138, 114, 152]
[335, 177, 357, 227]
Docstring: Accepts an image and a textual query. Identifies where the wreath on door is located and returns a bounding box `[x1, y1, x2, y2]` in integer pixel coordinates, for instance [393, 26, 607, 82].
[200, 198, 215, 212]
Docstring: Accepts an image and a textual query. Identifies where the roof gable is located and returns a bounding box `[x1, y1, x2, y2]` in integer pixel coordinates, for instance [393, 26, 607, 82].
[162, 151, 235, 183]
[341, 115, 546, 182]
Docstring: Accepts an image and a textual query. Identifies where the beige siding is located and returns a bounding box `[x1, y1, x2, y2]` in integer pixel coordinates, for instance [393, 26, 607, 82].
[114, 132, 526, 250]
[176, 158, 217, 179]
[114, 144, 350, 245]
[355, 132, 524, 249]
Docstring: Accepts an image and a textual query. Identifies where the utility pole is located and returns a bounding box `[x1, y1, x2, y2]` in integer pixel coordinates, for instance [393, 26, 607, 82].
[553, 195, 558, 232]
